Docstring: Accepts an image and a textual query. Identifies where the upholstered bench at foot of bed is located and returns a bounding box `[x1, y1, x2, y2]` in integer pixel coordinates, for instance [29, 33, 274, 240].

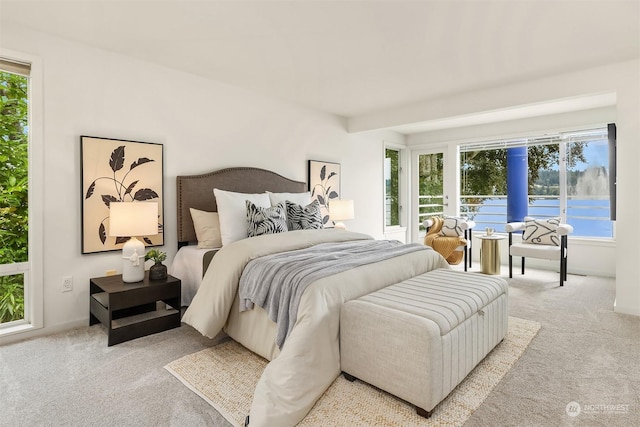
[339, 268, 509, 418]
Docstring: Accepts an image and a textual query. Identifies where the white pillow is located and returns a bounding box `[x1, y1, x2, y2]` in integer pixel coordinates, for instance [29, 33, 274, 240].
[189, 208, 222, 249]
[266, 191, 311, 207]
[440, 217, 464, 237]
[214, 188, 271, 246]
[522, 217, 561, 246]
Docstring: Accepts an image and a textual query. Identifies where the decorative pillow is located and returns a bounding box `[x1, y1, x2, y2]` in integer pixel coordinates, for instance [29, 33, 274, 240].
[267, 191, 312, 207]
[213, 188, 271, 245]
[246, 201, 288, 237]
[440, 217, 464, 237]
[286, 200, 323, 230]
[522, 217, 561, 246]
[189, 208, 222, 249]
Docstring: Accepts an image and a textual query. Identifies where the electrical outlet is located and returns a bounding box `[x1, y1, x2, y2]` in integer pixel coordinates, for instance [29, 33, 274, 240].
[62, 276, 73, 292]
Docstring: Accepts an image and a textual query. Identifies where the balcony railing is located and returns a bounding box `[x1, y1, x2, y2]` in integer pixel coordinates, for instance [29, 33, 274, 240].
[418, 195, 612, 238]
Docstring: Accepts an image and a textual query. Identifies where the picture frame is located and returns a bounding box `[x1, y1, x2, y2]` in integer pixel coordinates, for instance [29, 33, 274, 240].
[307, 160, 341, 227]
[81, 136, 164, 254]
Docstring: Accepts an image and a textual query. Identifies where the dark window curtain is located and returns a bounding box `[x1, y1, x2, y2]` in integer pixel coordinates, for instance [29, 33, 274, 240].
[608, 123, 617, 221]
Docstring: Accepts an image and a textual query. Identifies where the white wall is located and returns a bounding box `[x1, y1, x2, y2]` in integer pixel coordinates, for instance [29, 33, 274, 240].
[0, 23, 394, 342]
[351, 60, 640, 316]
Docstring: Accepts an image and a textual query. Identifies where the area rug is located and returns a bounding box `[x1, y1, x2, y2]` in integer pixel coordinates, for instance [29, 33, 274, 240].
[166, 316, 540, 427]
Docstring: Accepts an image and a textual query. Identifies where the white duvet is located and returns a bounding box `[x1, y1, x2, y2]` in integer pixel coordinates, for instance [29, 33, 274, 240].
[168, 245, 215, 306]
[182, 229, 449, 427]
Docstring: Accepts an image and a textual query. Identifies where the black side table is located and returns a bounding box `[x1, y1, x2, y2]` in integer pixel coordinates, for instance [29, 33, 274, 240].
[89, 272, 181, 346]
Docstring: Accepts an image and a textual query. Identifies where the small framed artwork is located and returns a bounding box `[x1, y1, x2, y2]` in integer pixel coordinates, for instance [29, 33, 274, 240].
[308, 160, 340, 226]
[81, 136, 164, 254]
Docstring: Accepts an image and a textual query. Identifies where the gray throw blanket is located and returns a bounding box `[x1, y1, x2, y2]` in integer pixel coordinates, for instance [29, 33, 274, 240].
[238, 239, 428, 348]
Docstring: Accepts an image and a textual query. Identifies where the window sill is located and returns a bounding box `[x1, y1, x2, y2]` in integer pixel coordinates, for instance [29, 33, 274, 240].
[0, 321, 39, 342]
[569, 237, 616, 248]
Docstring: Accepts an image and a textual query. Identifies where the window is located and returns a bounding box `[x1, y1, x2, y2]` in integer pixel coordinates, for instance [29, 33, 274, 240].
[0, 58, 31, 328]
[384, 147, 400, 227]
[416, 151, 445, 231]
[460, 126, 613, 238]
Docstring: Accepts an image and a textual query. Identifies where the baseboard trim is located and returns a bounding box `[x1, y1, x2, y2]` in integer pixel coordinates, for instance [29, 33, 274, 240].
[613, 300, 640, 317]
[0, 318, 87, 346]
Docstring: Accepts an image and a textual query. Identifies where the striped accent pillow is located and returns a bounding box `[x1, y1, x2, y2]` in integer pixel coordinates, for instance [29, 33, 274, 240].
[246, 201, 288, 237]
[286, 200, 323, 231]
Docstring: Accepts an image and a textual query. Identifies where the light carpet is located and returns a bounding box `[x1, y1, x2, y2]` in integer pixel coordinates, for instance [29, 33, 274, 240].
[166, 316, 540, 427]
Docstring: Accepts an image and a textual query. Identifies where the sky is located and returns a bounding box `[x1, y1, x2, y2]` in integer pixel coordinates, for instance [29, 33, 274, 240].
[574, 138, 608, 170]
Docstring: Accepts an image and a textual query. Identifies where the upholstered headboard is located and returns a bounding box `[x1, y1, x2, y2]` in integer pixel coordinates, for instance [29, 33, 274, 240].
[176, 167, 306, 247]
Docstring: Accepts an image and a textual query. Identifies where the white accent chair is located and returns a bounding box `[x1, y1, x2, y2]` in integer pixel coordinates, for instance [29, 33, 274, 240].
[423, 218, 475, 271]
[505, 217, 573, 286]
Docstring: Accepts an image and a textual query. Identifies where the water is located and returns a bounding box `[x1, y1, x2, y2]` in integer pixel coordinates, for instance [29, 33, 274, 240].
[466, 199, 613, 238]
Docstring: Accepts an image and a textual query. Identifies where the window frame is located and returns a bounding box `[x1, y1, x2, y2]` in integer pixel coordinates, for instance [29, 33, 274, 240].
[458, 125, 614, 240]
[383, 142, 408, 231]
[0, 50, 44, 337]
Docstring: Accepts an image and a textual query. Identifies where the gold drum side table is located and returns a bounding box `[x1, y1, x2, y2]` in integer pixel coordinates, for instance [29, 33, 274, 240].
[476, 235, 507, 275]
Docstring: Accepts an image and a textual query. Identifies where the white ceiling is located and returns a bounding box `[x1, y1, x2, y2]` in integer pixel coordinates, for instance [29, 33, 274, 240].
[1, 0, 639, 123]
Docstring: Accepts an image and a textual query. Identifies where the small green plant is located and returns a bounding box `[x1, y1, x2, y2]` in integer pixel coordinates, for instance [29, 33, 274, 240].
[145, 249, 167, 264]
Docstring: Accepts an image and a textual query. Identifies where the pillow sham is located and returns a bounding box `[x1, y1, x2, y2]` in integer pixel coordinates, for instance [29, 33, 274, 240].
[189, 208, 222, 249]
[213, 188, 271, 245]
[286, 200, 323, 230]
[522, 217, 561, 246]
[246, 200, 288, 237]
[440, 217, 464, 237]
[267, 191, 312, 207]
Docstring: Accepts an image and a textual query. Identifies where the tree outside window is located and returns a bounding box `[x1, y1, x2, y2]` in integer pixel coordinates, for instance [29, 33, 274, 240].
[0, 70, 28, 323]
[385, 148, 400, 227]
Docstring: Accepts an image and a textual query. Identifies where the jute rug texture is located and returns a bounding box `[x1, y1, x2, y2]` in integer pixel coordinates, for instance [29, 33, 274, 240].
[166, 316, 540, 427]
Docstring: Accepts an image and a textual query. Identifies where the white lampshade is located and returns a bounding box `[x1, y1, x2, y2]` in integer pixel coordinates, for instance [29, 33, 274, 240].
[109, 202, 158, 283]
[330, 199, 354, 230]
[109, 202, 158, 238]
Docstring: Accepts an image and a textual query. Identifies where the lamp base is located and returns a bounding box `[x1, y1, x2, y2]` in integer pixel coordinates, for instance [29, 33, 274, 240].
[334, 222, 348, 230]
[121, 237, 145, 283]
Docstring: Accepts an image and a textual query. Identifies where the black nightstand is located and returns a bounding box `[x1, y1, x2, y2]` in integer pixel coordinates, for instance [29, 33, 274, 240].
[89, 272, 181, 346]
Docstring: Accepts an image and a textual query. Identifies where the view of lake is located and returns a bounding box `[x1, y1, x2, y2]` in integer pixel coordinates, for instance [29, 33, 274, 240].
[466, 198, 613, 238]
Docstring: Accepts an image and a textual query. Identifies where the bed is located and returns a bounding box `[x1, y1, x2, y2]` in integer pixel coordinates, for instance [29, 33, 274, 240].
[177, 167, 450, 427]
[168, 245, 216, 306]
[171, 167, 307, 305]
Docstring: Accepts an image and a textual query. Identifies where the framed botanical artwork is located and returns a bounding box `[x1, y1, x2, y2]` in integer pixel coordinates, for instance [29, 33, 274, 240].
[81, 136, 164, 254]
[307, 160, 340, 227]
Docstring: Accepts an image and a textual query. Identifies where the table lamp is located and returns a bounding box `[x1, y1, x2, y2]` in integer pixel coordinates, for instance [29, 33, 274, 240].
[109, 202, 158, 282]
[330, 199, 354, 230]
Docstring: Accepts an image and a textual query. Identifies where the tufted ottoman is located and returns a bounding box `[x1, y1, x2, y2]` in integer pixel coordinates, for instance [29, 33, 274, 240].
[340, 268, 508, 418]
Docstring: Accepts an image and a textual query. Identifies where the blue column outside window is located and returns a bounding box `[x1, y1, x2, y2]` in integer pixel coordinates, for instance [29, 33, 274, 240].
[507, 147, 528, 223]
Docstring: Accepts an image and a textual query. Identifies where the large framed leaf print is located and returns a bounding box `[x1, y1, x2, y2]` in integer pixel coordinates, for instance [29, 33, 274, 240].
[308, 160, 340, 227]
[81, 136, 164, 254]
